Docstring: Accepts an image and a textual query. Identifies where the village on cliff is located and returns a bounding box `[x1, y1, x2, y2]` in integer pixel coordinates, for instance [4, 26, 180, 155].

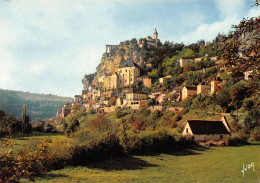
[56, 29, 254, 119]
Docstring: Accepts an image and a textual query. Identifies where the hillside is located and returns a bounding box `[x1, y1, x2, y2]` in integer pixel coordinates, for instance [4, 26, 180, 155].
[0, 89, 72, 120]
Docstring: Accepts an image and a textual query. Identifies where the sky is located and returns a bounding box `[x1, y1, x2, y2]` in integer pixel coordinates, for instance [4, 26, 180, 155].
[0, 0, 259, 97]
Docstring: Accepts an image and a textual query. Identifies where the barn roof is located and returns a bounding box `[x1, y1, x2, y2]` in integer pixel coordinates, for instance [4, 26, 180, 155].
[187, 120, 230, 135]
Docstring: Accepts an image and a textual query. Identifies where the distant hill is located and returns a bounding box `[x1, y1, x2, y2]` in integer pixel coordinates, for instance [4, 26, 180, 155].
[0, 89, 72, 120]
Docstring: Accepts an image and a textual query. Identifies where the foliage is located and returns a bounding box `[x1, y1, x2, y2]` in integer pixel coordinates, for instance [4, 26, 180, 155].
[0, 114, 22, 137]
[244, 108, 260, 130]
[130, 117, 148, 133]
[178, 48, 195, 59]
[250, 126, 260, 141]
[108, 97, 117, 106]
[221, 17, 260, 70]
[114, 107, 124, 118]
[63, 116, 80, 135]
[229, 85, 247, 110]
[69, 133, 125, 165]
[228, 131, 248, 146]
[0, 139, 50, 182]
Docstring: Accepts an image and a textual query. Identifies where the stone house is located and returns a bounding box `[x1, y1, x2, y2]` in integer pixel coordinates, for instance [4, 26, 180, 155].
[126, 101, 141, 110]
[210, 77, 222, 95]
[197, 82, 209, 95]
[137, 76, 152, 88]
[116, 97, 124, 106]
[102, 72, 118, 91]
[178, 58, 194, 67]
[126, 92, 146, 101]
[118, 60, 141, 88]
[182, 116, 231, 142]
[181, 86, 197, 100]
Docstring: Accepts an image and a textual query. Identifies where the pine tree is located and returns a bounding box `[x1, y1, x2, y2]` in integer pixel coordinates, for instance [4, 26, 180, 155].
[22, 104, 26, 124]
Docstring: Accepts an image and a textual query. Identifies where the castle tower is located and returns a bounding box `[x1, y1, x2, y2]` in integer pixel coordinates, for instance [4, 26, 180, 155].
[153, 28, 158, 39]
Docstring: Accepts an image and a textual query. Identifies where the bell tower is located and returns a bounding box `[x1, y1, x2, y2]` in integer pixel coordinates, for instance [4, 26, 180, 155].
[153, 28, 158, 39]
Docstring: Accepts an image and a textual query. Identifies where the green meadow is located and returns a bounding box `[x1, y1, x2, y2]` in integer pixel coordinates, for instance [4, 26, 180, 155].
[16, 136, 259, 183]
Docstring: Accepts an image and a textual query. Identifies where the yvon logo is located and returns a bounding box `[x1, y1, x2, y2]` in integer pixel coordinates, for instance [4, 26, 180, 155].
[241, 162, 254, 177]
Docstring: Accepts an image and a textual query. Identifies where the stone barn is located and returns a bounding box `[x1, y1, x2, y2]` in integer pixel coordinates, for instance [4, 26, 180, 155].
[182, 116, 231, 142]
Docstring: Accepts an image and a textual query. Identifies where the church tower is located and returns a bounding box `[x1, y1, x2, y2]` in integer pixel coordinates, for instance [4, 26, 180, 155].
[153, 28, 158, 39]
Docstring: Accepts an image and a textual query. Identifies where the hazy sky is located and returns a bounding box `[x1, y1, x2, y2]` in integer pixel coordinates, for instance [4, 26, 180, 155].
[0, 0, 259, 97]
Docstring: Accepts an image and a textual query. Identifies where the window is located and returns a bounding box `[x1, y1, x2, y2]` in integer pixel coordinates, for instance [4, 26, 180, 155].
[131, 78, 132, 81]
[125, 69, 127, 72]
[220, 135, 223, 139]
[186, 128, 188, 133]
[120, 70, 122, 73]
[125, 80, 127, 83]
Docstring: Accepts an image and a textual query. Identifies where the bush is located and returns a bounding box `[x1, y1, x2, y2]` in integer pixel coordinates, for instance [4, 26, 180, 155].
[244, 109, 260, 130]
[131, 130, 176, 154]
[227, 132, 248, 146]
[69, 133, 124, 165]
[0, 139, 50, 182]
[114, 107, 123, 118]
[243, 99, 254, 111]
[48, 137, 73, 169]
[250, 127, 260, 141]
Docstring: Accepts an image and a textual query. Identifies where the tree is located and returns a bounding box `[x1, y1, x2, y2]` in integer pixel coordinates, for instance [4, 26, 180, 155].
[229, 86, 247, 111]
[21, 104, 32, 133]
[114, 107, 123, 118]
[131, 117, 148, 133]
[244, 109, 260, 130]
[221, 16, 260, 71]
[108, 97, 117, 106]
[0, 115, 22, 137]
[65, 116, 80, 135]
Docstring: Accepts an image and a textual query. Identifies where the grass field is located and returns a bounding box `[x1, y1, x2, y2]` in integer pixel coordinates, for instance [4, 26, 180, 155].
[18, 144, 259, 183]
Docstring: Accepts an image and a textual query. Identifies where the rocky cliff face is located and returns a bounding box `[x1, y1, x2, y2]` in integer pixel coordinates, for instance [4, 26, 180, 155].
[85, 40, 148, 87]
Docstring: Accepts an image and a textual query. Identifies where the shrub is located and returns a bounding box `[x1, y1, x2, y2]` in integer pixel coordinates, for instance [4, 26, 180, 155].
[156, 111, 176, 128]
[48, 137, 73, 169]
[244, 109, 260, 130]
[243, 99, 254, 111]
[250, 127, 260, 141]
[131, 130, 176, 154]
[0, 139, 50, 182]
[130, 117, 148, 133]
[114, 107, 123, 118]
[69, 133, 124, 165]
[228, 132, 248, 146]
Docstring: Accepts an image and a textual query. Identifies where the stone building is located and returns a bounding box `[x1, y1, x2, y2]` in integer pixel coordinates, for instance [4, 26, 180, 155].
[137, 76, 152, 88]
[181, 86, 197, 100]
[117, 60, 141, 88]
[197, 82, 208, 95]
[210, 77, 222, 95]
[182, 116, 231, 142]
[178, 58, 194, 67]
